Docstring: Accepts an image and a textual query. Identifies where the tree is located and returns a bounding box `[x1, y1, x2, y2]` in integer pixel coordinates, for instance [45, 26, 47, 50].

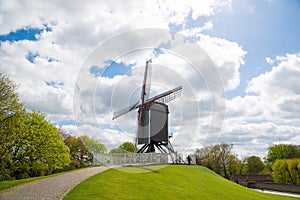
[0, 111, 25, 180]
[246, 156, 265, 174]
[0, 73, 24, 180]
[206, 143, 233, 178]
[0, 73, 22, 121]
[109, 148, 128, 154]
[267, 144, 300, 164]
[195, 143, 239, 179]
[64, 135, 92, 169]
[195, 146, 210, 165]
[1, 110, 71, 179]
[109, 142, 136, 153]
[23, 111, 70, 176]
[0, 73, 70, 180]
[118, 141, 135, 152]
[287, 159, 300, 184]
[273, 159, 300, 185]
[227, 154, 243, 178]
[79, 135, 107, 153]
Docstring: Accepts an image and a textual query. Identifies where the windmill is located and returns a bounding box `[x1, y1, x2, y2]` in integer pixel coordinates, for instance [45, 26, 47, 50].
[112, 60, 182, 154]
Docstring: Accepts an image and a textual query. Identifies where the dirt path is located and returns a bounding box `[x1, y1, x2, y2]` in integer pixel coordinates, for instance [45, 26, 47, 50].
[0, 166, 109, 200]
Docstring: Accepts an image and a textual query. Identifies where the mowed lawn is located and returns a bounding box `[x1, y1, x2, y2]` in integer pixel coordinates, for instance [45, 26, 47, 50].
[64, 165, 297, 200]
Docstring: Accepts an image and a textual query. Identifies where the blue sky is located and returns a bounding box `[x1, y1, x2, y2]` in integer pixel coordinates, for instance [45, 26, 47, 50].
[0, 28, 42, 42]
[203, 0, 300, 98]
[0, 0, 299, 157]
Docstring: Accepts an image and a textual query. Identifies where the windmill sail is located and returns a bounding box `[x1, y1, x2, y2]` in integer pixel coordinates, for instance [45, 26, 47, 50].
[112, 101, 139, 120]
[144, 86, 182, 104]
[140, 59, 152, 104]
[144, 60, 152, 100]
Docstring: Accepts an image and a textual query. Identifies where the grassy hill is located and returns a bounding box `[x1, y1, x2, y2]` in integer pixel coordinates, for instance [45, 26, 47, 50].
[64, 165, 297, 200]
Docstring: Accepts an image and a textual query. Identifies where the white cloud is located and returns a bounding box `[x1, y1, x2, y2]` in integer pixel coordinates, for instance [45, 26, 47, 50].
[266, 57, 274, 64]
[0, 0, 286, 158]
[197, 34, 246, 91]
[178, 27, 247, 91]
[222, 53, 300, 157]
[246, 53, 300, 121]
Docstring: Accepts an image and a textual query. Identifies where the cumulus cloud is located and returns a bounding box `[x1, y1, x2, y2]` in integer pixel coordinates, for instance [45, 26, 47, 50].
[1, 0, 251, 153]
[223, 53, 300, 157]
[247, 53, 300, 121]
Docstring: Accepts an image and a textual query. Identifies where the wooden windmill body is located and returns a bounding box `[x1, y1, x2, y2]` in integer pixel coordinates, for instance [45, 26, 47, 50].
[113, 60, 182, 153]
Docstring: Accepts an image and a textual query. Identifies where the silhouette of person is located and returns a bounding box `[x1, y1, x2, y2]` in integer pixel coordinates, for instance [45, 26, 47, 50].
[187, 155, 192, 165]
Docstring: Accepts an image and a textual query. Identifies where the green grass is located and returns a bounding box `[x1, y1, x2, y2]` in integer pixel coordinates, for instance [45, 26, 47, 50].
[64, 165, 297, 200]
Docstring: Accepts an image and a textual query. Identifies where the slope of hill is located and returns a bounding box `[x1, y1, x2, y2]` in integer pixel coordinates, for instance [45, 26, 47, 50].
[64, 165, 297, 200]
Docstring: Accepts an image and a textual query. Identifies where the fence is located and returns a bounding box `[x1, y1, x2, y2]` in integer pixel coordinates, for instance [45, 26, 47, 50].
[93, 153, 178, 166]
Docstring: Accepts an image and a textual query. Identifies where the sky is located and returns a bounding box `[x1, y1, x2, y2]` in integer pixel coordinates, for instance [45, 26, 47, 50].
[1, 0, 300, 158]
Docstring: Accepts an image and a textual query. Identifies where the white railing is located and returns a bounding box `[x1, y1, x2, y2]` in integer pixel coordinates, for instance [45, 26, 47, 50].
[93, 153, 175, 166]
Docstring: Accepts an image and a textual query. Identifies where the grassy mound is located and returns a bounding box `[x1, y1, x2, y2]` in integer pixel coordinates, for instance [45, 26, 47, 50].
[64, 165, 296, 200]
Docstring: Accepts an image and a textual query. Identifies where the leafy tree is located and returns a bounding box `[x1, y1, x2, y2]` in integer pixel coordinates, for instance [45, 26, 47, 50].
[246, 156, 265, 174]
[267, 144, 300, 164]
[79, 135, 107, 153]
[0, 73, 22, 121]
[23, 111, 70, 176]
[195, 143, 239, 179]
[0, 73, 24, 180]
[109, 142, 136, 153]
[0, 111, 25, 180]
[64, 135, 92, 169]
[272, 159, 300, 185]
[209, 144, 223, 175]
[109, 148, 128, 154]
[1, 110, 71, 179]
[195, 146, 210, 165]
[287, 159, 299, 184]
[227, 154, 243, 178]
[0, 73, 70, 180]
[118, 141, 135, 152]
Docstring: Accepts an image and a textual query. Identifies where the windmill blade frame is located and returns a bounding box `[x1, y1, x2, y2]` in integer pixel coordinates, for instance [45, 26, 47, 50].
[112, 101, 139, 120]
[140, 59, 152, 104]
[144, 60, 152, 100]
[144, 85, 182, 105]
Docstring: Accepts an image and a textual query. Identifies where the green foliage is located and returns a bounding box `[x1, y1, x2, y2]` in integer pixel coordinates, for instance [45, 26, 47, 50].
[27, 112, 70, 172]
[0, 73, 23, 180]
[63, 135, 92, 169]
[0, 110, 71, 180]
[109, 141, 135, 153]
[195, 143, 239, 179]
[272, 159, 300, 185]
[267, 144, 300, 164]
[64, 165, 296, 200]
[0, 73, 22, 121]
[58, 130, 107, 169]
[109, 148, 127, 153]
[246, 156, 265, 174]
[0, 73, 70, 180]
[118, 141, 135, 152]
[228, 154, 243, 176]
[79, 135, 107, 153]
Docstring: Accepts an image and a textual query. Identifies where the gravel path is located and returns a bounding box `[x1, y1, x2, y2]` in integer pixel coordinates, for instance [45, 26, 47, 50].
[0, 166, 109, 200]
